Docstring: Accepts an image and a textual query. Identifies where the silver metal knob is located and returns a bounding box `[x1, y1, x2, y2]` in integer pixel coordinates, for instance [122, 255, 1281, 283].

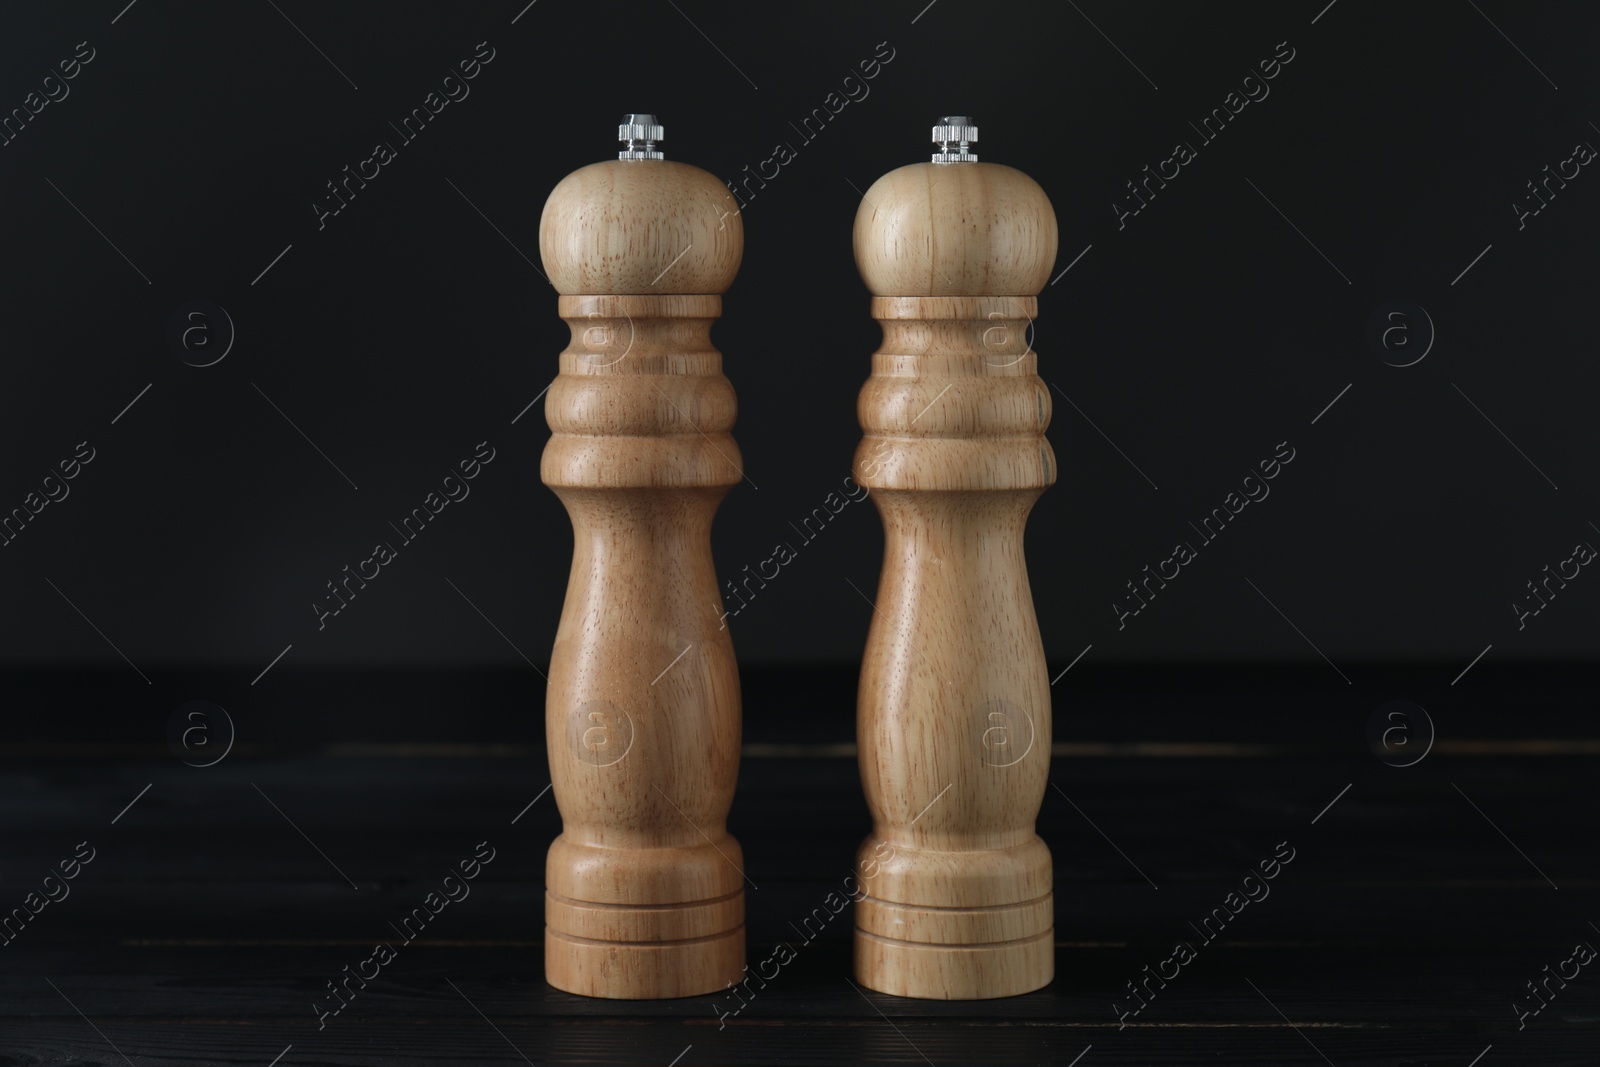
[618, 113, 664, 160]
[931, 115, 978, 163]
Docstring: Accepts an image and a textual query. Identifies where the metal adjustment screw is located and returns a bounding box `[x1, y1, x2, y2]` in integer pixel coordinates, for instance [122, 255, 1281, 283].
[931, 115, 978, 163]
[618, 113, 664, 160]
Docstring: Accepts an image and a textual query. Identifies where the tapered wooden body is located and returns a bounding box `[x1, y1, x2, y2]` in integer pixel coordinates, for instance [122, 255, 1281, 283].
[539, 157, 747, 999]
[851, 160, 1059, 999]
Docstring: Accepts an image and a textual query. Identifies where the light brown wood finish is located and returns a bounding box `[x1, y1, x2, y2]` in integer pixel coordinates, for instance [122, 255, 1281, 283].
[851, 161, 1059, 1000]
[539, 156, 748, 999]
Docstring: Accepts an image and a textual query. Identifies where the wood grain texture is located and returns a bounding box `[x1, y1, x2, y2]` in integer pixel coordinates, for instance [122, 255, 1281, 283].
[538, 159, 747, 999]
[851, 161, 1059, 1000]
[853, 162, 1058, 297]
[540, 159, 743, 295]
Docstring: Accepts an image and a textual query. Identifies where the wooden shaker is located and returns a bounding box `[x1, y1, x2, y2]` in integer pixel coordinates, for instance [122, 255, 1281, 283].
[539, 114, 747, 999]
[851, 116, 1059, 999]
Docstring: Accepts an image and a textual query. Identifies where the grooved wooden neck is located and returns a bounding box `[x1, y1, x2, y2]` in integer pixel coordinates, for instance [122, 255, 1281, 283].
[855, 296, 1052, 494]
[543, 295, 740, 492]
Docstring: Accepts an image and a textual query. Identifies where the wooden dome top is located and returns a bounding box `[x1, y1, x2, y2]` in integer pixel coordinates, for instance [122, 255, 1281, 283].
[539, 159, 743, 295]
[853, 161, 1057, 297]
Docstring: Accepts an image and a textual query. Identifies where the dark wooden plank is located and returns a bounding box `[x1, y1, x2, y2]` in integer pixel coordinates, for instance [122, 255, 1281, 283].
[1, 1016, 1595, 1067]
[4, 753, 1594, 889]
[4, 940, 1599, 1026]
[2, 667, 1597, 1064]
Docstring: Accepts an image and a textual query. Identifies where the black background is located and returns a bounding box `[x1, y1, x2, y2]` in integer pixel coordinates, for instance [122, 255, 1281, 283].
[1, 0, 1596, 682]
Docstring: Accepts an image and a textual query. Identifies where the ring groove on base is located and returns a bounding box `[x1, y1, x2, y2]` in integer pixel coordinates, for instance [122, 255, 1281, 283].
[853, 908, 1053, 1000]
[545, 923, 745, 1000]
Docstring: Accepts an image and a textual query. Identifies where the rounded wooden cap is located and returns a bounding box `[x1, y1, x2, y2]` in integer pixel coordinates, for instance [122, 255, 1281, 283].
[539, 159, 743, 295]
[854, 161, 1057, 297]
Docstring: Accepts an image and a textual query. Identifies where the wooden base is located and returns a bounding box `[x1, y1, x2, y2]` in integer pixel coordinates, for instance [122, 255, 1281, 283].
[543, 835, 747, 999]
[851, 836, 1054, 999]
[854, 924, 1054, 1000]
[545, 922, 746, 1000]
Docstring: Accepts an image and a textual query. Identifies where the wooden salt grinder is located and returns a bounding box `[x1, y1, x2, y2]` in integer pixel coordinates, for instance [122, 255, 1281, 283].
[539, 115, 747, 999]
[851, 117, 1059, 999]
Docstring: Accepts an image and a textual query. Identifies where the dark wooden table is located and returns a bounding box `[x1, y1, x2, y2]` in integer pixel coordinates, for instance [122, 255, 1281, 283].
[2, 665, 1596, 1065]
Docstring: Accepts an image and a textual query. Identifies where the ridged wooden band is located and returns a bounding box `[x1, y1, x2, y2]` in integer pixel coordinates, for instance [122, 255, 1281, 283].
[853, 293, 1052, 493]
[546, 886, 743, 943]
[869, 295, 1037, 320]
[854, 836, 1053, 906]
[854, 891, 1052, 945]
[546, 926, 746, 1000]
[542, 293, 741, 490]
[557, 293, 722, 321]
[853, 926, 1054, 1000]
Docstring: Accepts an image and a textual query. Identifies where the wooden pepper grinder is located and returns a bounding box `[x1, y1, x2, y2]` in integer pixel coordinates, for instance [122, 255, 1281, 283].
[538, 115, 747, 999]
[851, 117, 1059, 999]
